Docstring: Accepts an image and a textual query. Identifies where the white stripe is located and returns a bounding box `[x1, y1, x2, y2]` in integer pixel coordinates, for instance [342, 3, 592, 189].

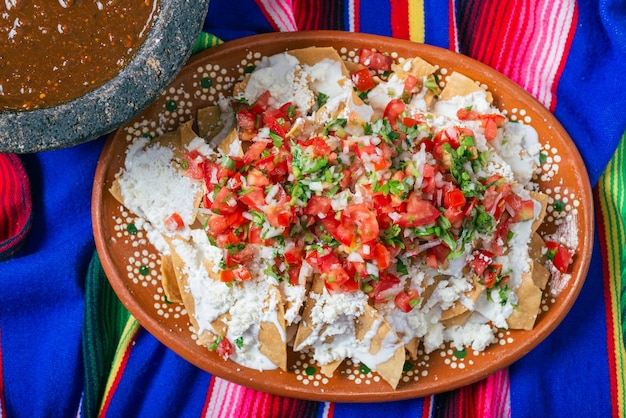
[524, 0, 575, 108]
[257, 0, 297, 32]
[320, 402, 333, 418]
[348, 0, 356, 32]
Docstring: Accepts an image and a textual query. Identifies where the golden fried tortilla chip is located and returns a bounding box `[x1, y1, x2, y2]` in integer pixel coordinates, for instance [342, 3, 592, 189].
[507, 270, 543, 330]
[441, 275, 484, 322]
[529, 191, 549, 233]
[161, 253, 182, 303]
[288, 46, 350, 78]
[356, 305, 405, 389]
[259, 285, 288, 371]
[440, 71, 493, 103]
[391, 56, 436, 79]
[197, 106, 223, 139]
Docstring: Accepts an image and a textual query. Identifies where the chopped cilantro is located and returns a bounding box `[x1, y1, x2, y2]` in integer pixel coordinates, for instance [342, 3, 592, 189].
[235, 336, 244, 349]
[317, 92, 329, 108]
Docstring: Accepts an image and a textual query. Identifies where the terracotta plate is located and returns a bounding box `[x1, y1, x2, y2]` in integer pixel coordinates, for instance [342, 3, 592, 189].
[92, 31, 593, 402]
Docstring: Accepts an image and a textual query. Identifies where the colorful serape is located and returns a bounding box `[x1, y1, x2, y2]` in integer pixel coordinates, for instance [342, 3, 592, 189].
[1, 1, 625, 417]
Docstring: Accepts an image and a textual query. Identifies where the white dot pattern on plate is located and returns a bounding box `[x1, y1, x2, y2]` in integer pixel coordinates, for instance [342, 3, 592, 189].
[106, 44, 576, 392]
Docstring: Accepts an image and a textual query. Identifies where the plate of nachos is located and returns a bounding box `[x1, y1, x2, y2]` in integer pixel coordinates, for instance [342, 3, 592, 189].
[93, 31, 593, 401]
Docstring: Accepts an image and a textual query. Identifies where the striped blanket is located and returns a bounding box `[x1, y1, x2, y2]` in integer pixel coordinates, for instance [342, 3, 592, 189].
[1, 1, 625, 417]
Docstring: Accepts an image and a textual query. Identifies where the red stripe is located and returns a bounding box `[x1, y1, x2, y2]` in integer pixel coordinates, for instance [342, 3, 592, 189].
[390, 0, 410, 40]
[200, 376, 216, 417]
[595, 186, 620, 418]
[353, 0, 361, 32]
[548, 0, 577, 112]
[448, 0, 458, 52]
[98, 332, 139, 418]
[253, 0, 282, 31]
[327, 402, 335, 417]
[422, 395, 433, 417]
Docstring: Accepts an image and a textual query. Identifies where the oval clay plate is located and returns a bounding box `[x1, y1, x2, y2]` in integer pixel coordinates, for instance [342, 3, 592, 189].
[93, 31, 593, 402]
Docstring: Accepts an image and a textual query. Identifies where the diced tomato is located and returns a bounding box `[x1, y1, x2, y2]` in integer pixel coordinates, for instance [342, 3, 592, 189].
[164, 212, 184, 232]
[481, 263, 502, 288]
[358, 48, 393, 72]
[300, 136, 331, 157]
[325, 264, 358, 292]
[396, 193, 441, 227]
[239, 186, 266, 210]
[234, 265, 252, 281]
[211, 187, 238, 215]
[247, 168, 270, 187]
[342, 203, 380, 244]
[284, 245, 305, 265]
[383, 99, 406, 129]
[224, 244, 255, 267]
[443, 206, 465, 229]
[403, 75, 419, 98]
[264, 205, 292, 228]
[304, 195, 332, 218]
[243, 140, 268, 165]
[369, 272, 401, 303]
[457, 108, 480, 121]
[263, 110, 287, 138]
[249, 90, 272, 114]
[480, 114, 506, 140]
[237, 108, 258, 131]
[351, 67, 376, 92]
[373, 242, 391, 270]
[215, 337, 233, 359]
[489, 216, 511, 256]
[426, 252, 438, 269]
[207, 214, 229, 235]
[394, 288, 420, 312]
[181, 150, 205, 180]
[444, 187, 466, 210]
[248, 225, 264, 245]
[469, 250, 493, 276]
[253, 154, 277, 172]
[215, 231, 239, 248]
[545, 241, 573, 273]
[510, 197, 535, 223]
[287, 266, 301, 285]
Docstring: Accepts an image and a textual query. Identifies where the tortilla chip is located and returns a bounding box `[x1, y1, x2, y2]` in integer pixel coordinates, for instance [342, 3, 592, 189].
[404, 337, 419, 360]
[154, 120, 199, 162]
[197, 106, 223, 139]
[529, 191, 549, 233]
[507, 270, 543, 330]
[258, 285, 288, 371]
[442, 310, 472, 328]
[161, 253, 182, 303]
[320, 359, 343, 377]
[441, 275, 484, 321]
[439, 71, 493, 103]
[109, 178, 124, 206]
[391, 56, 436, 79]
[288, 46, 350, 78]
[293, 277, 325, 350]
[216, 128, 242, 156]
[356, 305, 405, 389]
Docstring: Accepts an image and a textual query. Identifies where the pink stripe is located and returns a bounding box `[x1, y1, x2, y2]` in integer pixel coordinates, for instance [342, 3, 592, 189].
[256, 0, 297, 31]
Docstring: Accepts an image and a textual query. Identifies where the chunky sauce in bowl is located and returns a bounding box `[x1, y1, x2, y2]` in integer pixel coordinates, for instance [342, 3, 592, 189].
[0, 0, 159, 110]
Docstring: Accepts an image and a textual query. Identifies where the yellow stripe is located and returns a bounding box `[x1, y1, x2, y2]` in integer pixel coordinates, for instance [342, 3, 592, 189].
[408, 0, 425, 43]
[598, 132, 626, 416]
[98, 316, 141, 413]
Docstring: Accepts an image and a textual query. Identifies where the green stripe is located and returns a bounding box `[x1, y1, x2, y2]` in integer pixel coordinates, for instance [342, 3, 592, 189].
[192, 32, 224, 55]
[82, 251, 132, 418]
[599, 130, 626, 414]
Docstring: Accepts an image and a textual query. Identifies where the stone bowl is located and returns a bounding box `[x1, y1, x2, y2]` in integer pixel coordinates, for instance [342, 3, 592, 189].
[0, 0, 209, 153]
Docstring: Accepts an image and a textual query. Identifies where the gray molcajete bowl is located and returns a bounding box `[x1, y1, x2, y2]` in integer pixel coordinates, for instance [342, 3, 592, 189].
[0, 0, 209, 153]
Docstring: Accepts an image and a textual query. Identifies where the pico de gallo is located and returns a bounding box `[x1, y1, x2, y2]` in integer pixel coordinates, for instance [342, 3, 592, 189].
[175, 46, 555, 316]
